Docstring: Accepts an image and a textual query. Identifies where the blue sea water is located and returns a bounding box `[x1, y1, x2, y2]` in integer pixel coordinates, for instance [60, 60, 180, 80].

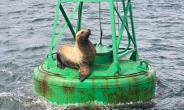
[0, 0, 184, 109]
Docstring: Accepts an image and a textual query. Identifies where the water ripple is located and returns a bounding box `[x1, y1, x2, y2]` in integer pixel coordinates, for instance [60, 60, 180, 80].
[0, 0, 184, 109]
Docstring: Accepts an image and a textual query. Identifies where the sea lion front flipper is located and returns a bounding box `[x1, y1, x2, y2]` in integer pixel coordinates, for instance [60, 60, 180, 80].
[79, 64, 91, 82]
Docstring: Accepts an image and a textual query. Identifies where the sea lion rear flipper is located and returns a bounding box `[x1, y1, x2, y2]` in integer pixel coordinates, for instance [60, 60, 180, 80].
[57, 53, 65, 69]
[57, 61, 65, 69]
[79, 64, 91, 82]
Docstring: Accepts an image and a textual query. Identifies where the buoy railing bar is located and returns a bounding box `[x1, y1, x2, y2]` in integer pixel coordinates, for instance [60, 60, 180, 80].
[117, 37, 131, 55]
[47, 0, 61, 68]
[116, 0, 130, 48]
[76, 2, 83, 32]
[59, 4, 76, 38]
[117, 37, 130, 54]
[118, 48, 136, 59]
[52, 3, 80, 48]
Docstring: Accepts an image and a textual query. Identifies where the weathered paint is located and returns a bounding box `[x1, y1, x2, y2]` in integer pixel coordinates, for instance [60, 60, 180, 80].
[34, 60, 156, 104]
[33, 0, 156, 105]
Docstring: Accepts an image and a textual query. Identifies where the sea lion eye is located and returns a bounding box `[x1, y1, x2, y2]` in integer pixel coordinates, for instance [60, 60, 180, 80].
[81, 31, 84, 34]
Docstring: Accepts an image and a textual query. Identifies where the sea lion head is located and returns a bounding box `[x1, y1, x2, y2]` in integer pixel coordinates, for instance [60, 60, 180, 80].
[76, 29, 91, 44]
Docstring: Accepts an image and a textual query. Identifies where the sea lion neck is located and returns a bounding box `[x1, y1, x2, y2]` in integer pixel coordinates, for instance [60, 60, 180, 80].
[76, 38, 89, 45]
[75, 39, 90, 50]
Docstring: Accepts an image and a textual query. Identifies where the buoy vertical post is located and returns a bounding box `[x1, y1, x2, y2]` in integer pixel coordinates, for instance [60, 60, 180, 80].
[107, 0, 121, 74]
[47, 0, 61, 68]
[129, 0, 138, 61]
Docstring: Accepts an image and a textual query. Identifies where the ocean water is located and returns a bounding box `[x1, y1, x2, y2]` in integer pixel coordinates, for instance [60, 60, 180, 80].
[0, 0, 184, 109]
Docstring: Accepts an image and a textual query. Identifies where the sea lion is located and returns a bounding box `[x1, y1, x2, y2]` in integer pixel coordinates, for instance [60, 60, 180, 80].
[57, 29, 96, 82]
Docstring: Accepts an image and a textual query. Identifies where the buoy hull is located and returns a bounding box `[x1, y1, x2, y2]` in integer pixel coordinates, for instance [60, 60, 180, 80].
[34, 60, 156, 104]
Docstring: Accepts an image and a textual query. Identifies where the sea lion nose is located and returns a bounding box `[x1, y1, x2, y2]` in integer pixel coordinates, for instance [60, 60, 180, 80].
[87, 29, 91, 34]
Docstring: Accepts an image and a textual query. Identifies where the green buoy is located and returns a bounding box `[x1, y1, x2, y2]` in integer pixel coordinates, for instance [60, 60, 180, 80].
[34, 0, 156, 105]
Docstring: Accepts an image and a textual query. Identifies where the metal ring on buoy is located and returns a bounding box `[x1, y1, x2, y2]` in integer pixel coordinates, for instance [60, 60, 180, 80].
[138, 60, 149, 70]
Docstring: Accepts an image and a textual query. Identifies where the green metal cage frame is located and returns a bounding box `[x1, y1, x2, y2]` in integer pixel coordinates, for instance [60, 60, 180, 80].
[47, 0, 138, 75]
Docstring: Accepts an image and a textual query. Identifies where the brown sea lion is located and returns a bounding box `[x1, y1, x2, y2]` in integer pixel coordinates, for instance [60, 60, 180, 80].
[57, 29, 96, 82]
